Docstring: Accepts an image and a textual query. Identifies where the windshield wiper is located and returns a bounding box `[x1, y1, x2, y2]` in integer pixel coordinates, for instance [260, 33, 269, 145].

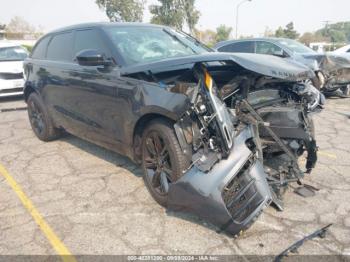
[179, 30, 213, 52]
[162, 29, 197, 54]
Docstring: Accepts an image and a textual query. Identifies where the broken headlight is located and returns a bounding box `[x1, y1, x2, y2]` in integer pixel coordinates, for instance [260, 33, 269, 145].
[293, 82, 325, 111]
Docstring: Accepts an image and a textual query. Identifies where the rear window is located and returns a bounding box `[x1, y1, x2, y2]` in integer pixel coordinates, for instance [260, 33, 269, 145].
[218, 42, 254, 53]
[31, 37, 50, 59]
[47, 32, 74, 62]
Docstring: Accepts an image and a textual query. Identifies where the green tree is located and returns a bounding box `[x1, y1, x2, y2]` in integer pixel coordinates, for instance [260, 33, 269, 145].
[329, 30, 347, 43]
[274, 22, 299, 39]
[316, 21, 350, 42]
[284, 22, 299, 39]
[215, 25, 232, 43]
[179, 0, 200, 35]
[0, 24, 5, 40]
[275, 26, 284, 38]
[298, 21, 350, 45]
[96, 0, 145, 22]
[150, 0, 200, 33]
[150, 0, 184, 30]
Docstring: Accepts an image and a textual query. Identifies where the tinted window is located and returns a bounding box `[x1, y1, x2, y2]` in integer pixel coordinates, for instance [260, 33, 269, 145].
[47, 32, 73, 62]
[74, 29, 109, 56]
[218, 42, 254, 53]
[256, 41, 283, 55]
[31, 37, 50, 59]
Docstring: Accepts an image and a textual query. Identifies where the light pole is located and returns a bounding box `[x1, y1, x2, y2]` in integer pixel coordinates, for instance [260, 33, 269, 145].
[235, 0, 252, 39]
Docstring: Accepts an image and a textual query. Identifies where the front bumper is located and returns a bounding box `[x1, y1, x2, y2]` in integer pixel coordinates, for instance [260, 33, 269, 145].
[168, 127, 272, 235]
[0, 79, 24, 97]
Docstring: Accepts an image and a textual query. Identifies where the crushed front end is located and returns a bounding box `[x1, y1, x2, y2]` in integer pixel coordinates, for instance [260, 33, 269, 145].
[123, 53, 323, 235]
[168, 124, 272, 235]
[165, 64, 272, 235]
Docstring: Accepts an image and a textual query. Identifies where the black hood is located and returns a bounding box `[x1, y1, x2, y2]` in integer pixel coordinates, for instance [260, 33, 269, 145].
[120, 52, 315, 81]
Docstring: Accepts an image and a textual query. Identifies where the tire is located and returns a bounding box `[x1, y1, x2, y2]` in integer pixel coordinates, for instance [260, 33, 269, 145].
[141, 118, 189, 207]
[27, 92, 61, 142]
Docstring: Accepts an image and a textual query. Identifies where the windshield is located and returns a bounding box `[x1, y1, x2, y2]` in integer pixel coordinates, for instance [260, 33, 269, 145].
[104, 26, 209, 66]
[0, 46, 28, 62]
[277, 39, 315, 54]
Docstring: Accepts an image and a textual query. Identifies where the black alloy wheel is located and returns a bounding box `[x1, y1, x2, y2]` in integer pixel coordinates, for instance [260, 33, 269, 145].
[141, 119, 189, 207]
[143, 131, 174, 196]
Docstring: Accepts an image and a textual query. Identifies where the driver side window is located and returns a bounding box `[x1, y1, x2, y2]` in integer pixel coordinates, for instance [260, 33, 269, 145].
[74, 29, 110, 58]
[256, 41, 283, 55]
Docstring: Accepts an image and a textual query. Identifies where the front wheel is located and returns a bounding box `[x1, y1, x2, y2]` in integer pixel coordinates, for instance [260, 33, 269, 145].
[141, 119, 189, 207]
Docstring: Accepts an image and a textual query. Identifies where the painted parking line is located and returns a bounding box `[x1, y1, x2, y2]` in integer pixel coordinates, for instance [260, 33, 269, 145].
[0, 164, 77, 262]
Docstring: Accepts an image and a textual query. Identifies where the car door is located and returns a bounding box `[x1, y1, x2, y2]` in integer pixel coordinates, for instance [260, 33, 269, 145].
[41, 31, 77, 131]
[63, 28, 128, 151]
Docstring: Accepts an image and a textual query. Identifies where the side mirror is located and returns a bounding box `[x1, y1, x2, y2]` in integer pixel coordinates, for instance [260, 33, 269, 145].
[75, 49, 113, 67]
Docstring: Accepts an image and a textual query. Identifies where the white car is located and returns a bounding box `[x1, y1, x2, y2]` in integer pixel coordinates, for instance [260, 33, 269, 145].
[0, 42, 28, 97]
[332, 44, 350, 54]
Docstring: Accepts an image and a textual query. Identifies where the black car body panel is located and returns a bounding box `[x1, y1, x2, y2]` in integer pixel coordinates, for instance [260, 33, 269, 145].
[121, 52, 315, 81]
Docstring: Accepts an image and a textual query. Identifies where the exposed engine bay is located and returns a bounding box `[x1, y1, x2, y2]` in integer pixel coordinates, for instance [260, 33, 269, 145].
[122, 53, 325, 235]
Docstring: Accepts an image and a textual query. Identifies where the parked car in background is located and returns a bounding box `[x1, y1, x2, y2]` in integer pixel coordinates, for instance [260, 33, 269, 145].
[332, 44, 350, 54]
[0, 42, 28, 97]
[215, 38, 350, 96]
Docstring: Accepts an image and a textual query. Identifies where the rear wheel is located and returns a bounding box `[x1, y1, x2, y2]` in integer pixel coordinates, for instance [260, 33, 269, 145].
[27, 92, 61, 141]
[141, 119, 189, 207]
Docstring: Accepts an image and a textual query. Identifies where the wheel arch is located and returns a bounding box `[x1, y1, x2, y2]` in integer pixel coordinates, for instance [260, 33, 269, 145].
[132, 113, 176, 163]
[24, 84, 37, 102]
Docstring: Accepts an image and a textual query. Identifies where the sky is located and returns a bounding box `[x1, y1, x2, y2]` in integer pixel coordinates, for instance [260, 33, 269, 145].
[0, 0, 349, 37]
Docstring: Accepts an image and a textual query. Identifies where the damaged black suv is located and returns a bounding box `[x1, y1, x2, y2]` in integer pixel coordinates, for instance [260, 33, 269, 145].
[24, 23, 324, 235]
